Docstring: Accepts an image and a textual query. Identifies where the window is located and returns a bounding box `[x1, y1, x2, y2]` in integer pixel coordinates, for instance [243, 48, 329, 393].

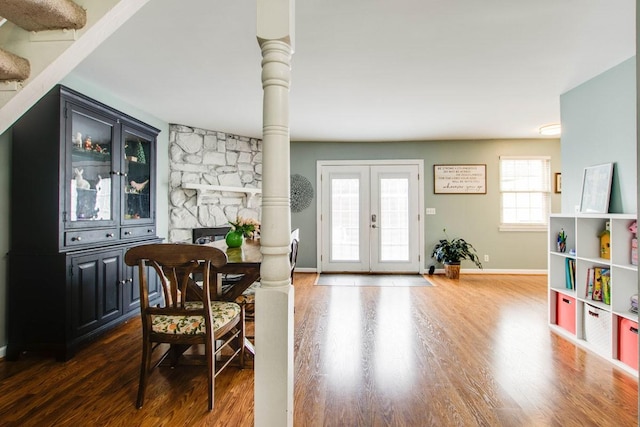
[499, 156, 551, 231]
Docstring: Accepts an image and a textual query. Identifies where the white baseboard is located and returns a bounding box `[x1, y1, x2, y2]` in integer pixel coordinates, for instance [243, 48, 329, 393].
[433, 268, 546, 275]
[297, 268, 545, 275]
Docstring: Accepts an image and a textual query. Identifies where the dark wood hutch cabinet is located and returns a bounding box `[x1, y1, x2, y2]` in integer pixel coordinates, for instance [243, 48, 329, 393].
[8, 85, 162, 361]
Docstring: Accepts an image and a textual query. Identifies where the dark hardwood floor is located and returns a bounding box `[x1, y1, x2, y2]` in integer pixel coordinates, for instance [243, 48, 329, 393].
[0, 273, 637, 426]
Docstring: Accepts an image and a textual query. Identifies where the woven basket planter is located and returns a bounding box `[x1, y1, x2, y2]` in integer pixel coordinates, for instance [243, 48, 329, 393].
[444, 262, 461, 279]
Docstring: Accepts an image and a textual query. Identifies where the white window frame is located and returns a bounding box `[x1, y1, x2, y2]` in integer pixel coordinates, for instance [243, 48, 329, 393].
[499, 156, 551, 232]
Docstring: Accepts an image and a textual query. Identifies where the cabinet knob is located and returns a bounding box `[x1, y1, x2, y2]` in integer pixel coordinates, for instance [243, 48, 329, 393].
[147, 229, 154, 233]
[71, 236, 81, 242]
[106, 233, 114, 238]
[124, 231, 132, 235]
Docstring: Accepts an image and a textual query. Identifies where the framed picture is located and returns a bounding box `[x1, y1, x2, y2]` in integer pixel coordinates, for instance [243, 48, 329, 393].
[554, 173, 562, 193]
[434, 164, 486, 194]
[580, 163, 614, 213]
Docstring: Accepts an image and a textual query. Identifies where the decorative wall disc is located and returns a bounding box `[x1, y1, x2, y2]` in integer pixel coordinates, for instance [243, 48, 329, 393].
[290, 174, 313, 212]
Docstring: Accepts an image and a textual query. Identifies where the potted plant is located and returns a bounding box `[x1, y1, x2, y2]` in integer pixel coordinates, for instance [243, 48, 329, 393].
[431, 229, 483, 279]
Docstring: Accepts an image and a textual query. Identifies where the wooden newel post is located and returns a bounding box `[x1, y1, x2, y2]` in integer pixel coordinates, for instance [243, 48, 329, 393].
[255, 0, 295, 426]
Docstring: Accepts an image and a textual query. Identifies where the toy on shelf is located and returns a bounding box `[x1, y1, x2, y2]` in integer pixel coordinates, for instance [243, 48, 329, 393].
[599, 221, 610, 259]
[557, 228, 567, 253]
[73, 168, 90, 190]
[73, 132, 82, 148]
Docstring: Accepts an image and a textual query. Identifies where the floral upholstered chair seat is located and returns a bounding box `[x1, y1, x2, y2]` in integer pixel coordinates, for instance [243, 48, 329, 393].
[235, 282, 260, 305]
[152, 301, 241, 335]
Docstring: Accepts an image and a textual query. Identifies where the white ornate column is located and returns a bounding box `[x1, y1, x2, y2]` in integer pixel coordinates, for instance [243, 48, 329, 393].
[255, 0, 295, 426]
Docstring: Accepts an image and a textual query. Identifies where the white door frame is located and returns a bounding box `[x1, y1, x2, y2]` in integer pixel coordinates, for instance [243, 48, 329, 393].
[316, 159, 425, 274]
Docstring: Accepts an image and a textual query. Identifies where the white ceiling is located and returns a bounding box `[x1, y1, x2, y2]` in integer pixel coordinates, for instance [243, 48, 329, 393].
[70, 0, 635, 142]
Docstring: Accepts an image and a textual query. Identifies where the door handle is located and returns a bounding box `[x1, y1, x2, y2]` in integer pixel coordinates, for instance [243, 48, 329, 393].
[371, 224, 377, 228]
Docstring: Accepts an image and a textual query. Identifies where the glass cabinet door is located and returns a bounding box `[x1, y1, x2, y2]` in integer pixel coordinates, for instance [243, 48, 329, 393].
[122, 126, 154, 224]
[68, 104, 118, 227]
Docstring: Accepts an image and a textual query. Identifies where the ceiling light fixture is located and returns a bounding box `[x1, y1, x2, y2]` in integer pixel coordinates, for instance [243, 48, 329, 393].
[539, 124, 561, 136]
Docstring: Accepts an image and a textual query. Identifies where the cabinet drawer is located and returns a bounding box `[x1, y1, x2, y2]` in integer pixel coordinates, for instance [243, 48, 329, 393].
[65, 229, 118, 247]
[121, 226, 156, 240]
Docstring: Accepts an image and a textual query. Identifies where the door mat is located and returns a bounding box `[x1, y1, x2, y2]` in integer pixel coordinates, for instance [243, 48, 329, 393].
[316, 274, 433, 287]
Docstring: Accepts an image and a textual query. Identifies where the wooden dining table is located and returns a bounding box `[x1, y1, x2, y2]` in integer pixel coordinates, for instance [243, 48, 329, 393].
[206, 238, 262, 356]
[206, 237, 262, 301]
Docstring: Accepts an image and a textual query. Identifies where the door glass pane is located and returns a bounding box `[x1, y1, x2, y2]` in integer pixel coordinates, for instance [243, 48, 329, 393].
[379, 178, 409, 261]
[331, 178, 360, 261]
[70, 110, 113, 221]
[123, 132, 152, 220]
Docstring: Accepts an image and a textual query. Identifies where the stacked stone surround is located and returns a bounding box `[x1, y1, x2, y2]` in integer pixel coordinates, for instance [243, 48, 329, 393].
[168, 124, 262, 243]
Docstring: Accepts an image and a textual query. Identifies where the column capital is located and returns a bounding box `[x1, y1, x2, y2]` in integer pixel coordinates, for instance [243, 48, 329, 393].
[257, 0, 295, 51]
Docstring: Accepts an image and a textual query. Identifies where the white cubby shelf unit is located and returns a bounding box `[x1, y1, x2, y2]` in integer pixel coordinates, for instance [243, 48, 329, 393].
[548, 213, 638, 376]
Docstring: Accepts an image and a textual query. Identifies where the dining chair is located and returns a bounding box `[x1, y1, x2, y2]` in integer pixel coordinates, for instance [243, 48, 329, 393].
[124, 243, 245, 411]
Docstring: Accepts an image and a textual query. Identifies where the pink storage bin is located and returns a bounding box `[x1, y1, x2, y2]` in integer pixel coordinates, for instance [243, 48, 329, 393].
[556, 294, 576, 334]
[618, 318, 638, 370]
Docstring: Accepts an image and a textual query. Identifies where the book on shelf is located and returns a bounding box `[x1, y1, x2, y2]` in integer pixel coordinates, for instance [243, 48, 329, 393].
[565, 258, 576, 290]
[602, 270, 611, 305]
[591, 267, 610, 303]
[585, 268, 594, 298]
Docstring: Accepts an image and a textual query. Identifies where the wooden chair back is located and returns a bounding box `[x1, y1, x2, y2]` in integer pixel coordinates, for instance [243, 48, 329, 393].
[126, 243, 226, 312]
[290, 229, 300, 282]
[124, 243, 243, 411]
[193, 227, 234, 284]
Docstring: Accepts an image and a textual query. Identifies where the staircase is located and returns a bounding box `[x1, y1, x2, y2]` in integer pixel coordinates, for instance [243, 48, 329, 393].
[0, 0, 151, 136]
[0, 0, 86, 82]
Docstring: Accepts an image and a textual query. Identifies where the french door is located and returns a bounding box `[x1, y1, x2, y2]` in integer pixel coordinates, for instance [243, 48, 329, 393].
[319, 161, 423, 273]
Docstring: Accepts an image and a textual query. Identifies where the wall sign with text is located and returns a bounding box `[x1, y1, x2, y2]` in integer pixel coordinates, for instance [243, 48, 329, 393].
[433, 164, 487, 194]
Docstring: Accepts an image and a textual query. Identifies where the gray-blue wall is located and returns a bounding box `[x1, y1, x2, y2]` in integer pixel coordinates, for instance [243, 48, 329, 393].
[291, 139, 561, 271]
[560, 56, 637, 214]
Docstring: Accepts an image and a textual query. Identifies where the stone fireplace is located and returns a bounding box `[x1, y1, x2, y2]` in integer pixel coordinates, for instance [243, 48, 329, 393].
[168, 124, 262, 243]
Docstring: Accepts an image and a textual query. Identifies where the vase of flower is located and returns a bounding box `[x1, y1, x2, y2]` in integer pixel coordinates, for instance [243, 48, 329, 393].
[226, 216, 261, 247]
[225, 229, 244, 248]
